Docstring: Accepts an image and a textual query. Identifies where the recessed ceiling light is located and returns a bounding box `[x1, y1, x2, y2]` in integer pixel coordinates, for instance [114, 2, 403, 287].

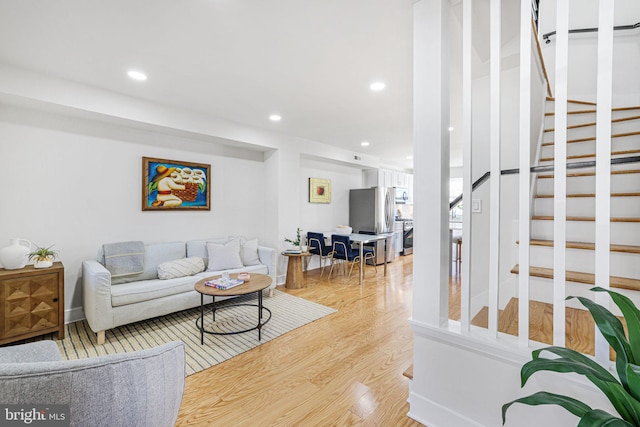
[370, 82, 386, 91]
[127, 70, 147, 81]
[448, 126, 455, 131]
[269, 114, 281, 122]
[361, 141, 370, 147]
[406, 156, 414, 160]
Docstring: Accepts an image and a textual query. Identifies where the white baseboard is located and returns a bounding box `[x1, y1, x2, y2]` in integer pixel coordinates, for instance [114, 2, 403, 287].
[277, 274, 286, 286]
[409, 391, 484, 427]
[64, 307, 85, 324]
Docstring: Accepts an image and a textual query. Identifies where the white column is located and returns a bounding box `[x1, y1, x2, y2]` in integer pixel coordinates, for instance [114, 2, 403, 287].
[460, 0, 473, 332]
[518, 0, 532, 348]
[594, 0, 614, 366]
[488, 0, 501, 336]
[552, 0, 569, 348]
[411, 0, 450, 327]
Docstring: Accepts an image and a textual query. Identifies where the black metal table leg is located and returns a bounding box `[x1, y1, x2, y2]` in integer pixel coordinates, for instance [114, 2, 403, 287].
[212, 296, 216, 321]
[200, 293, 204, 345]
[258, 290, 262, 341]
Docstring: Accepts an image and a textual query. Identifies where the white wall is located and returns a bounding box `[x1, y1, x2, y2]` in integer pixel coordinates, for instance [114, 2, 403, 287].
[0, 106, 267, 320]
[539, 0, 640, 104]
[299, 158, 363, 271]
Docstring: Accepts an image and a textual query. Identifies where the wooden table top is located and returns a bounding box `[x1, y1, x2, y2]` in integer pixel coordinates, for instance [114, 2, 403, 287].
[194, 273, 272, 297]
[281, 251, 311, 257]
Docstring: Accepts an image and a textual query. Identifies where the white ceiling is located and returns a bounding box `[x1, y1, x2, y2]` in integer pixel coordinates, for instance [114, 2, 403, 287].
[0, 0, 416, 170]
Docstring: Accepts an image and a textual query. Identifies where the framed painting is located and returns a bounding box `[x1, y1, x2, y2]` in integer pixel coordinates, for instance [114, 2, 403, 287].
[309, 177, 331, 203]
[142, 157, 211, 211]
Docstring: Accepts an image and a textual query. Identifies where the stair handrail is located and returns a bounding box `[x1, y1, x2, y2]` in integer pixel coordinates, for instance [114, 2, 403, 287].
[449, 155, 640, 210]
[542, 21, 640, 44]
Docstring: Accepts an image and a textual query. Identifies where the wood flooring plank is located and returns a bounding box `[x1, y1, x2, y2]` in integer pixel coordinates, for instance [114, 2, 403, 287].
[176, 257, 422, 427]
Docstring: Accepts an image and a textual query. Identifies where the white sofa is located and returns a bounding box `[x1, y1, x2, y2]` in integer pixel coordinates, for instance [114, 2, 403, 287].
[82, 237, 276, 344]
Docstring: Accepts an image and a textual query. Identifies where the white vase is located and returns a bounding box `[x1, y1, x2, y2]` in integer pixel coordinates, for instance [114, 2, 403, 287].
[0, 238, 32, 270]
[301, 245, 308, 253]
[34, 258, 53, 269]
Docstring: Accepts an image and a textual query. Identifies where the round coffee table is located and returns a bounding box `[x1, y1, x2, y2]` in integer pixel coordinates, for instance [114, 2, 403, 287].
[194, 273, 272, 345]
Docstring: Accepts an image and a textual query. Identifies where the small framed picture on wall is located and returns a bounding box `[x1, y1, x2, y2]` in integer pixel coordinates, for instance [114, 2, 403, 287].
[309, 177, 331, 204]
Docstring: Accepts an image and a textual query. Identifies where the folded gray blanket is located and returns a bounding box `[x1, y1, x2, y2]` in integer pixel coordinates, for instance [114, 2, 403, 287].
[103, 241, 144, 277]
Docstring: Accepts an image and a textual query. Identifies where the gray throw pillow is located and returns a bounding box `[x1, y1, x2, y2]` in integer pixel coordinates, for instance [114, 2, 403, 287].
[206, 240, 244, 271]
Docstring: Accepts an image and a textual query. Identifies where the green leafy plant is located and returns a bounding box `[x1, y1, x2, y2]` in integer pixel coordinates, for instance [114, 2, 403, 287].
[284, 228, 303, 247]
[503, 287, 640, 426]
[28, 244, 59, 262]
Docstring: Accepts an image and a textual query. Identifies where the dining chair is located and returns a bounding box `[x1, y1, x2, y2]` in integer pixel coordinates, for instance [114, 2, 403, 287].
[328, 234, 376, 280]
[307, 231, 334, 276]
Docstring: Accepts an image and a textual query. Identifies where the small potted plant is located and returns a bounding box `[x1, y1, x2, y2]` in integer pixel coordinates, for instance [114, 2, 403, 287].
[284, 228, 307, 252]
[28, 245, 59, 269]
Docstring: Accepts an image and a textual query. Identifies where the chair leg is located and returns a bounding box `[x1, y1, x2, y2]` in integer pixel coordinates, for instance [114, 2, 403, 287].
[348, 258, 358, 279]
[328, 259, 336, 279]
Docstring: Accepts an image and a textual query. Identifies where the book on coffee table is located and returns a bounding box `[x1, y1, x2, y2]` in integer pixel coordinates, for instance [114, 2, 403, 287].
[204, 278, 244, 290]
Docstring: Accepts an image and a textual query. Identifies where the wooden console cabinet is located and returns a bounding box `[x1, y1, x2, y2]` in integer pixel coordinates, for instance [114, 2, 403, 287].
[0, 262, 64, 345]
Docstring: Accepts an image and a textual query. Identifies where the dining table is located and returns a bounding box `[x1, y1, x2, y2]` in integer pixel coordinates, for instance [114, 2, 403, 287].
[323, 232, 393, 286]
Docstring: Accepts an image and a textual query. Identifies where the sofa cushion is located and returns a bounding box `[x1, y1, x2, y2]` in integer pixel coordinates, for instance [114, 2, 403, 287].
[157, 257, 205, 280]
[186, 238, 227, 265]
[99, 241, 186, 285]
[206, 240, 243, 271]
[111, 276, 197, 307]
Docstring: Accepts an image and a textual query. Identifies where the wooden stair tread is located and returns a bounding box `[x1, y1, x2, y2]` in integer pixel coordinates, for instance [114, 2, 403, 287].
[544, 115, 640, 132]
[546, 97, 597, 105]
[542, 131, 640, 146]
[525, 239, 640, 254]
[402, 365, 413, 380]
[545, 106, 640, 116]
[511, 264, 640, 291]
[538, 169, 640, 178]
[472, 297, 622, 357]
[532, 215, 640, 222]
[540, 148, 640, 162]
[536, 192, 640, 198]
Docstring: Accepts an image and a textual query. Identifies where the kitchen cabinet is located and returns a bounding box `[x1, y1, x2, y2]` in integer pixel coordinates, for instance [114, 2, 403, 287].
[363, 169, 413, 202]
[363, 168, 393, 188]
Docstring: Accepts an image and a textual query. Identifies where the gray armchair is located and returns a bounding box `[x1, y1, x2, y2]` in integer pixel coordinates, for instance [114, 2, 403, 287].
[0, 340, 185, 427]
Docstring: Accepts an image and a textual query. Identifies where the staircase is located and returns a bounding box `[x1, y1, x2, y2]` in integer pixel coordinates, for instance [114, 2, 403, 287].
[463, 99, 640, 346]
[509, 97, 640, 312]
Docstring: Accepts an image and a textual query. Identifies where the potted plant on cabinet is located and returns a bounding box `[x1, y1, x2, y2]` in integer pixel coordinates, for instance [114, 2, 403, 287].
[503, 287, 640, 426]
[28, 245, 59, 269]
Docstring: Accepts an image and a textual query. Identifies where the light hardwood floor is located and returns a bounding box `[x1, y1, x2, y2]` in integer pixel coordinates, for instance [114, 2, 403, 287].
[176, 255, 423, 426]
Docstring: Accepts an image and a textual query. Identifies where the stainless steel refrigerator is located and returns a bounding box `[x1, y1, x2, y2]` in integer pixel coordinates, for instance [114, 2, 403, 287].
[349, 187, 396, 264]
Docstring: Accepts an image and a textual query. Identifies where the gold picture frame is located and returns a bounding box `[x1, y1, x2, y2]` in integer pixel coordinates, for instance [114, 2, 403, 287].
[309, 177, 331, 203]
[142, 157, 211, 211]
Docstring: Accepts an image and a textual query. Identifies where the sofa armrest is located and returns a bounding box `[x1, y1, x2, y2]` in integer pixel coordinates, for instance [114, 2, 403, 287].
[82, 260, 114, 333]
[0, 341, 62, 363]
[0, 341, 185, 427]
[257, 246, 277, 287]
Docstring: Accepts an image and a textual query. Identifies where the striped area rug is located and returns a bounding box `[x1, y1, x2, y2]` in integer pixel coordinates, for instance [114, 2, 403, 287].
[53, 290, 336, 376]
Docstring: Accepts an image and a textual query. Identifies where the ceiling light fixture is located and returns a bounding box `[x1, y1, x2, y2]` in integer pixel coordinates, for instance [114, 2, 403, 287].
[127, 70, 147, 81]
[361, 141, 370, 147]
[269, 114, 282, 122]
[448, 126, 455, 131]
[406, 156, 414, 160]
[370, 82, 386, 91]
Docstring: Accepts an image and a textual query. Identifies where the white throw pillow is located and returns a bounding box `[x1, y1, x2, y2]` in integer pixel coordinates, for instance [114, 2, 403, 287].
[239, 238, 261, 266]
[206, 240, 244, 271]
[157, 257, 205, 280]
